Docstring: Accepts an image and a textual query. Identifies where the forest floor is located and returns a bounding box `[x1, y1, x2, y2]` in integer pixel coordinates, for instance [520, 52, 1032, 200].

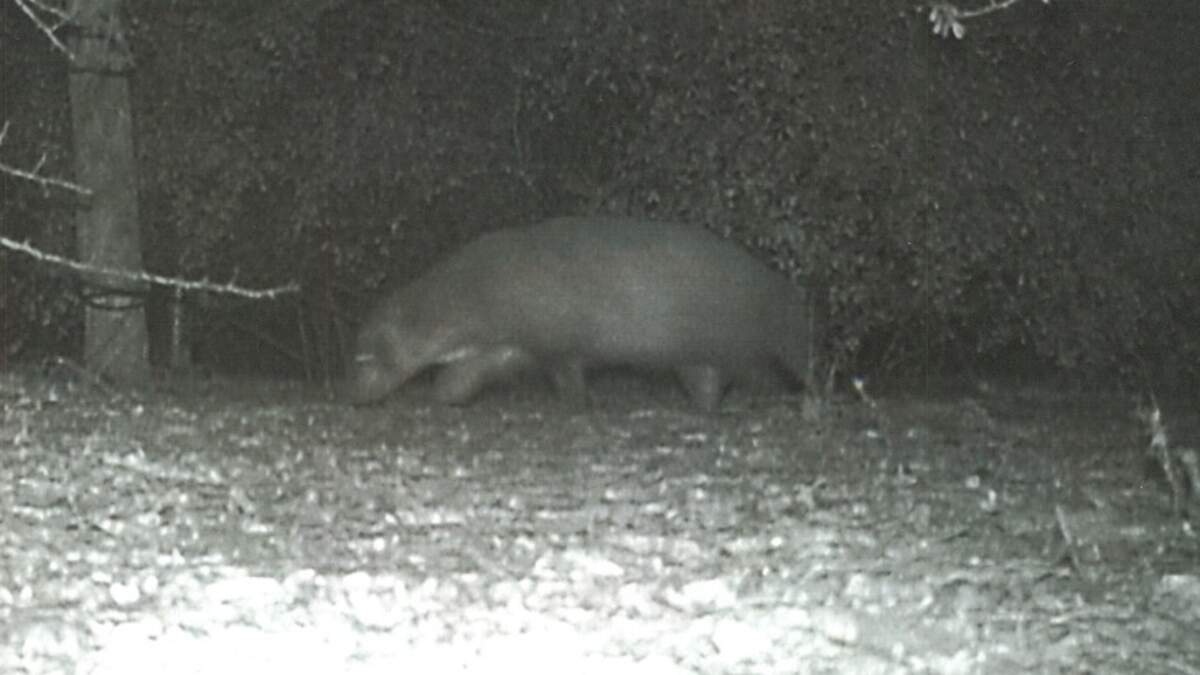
[1, 369, 1197, 675]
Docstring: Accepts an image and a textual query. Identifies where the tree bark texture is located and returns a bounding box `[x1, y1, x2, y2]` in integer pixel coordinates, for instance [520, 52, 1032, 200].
[68, 0, 149, 382]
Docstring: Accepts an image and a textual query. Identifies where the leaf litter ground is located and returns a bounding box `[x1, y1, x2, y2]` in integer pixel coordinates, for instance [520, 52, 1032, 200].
[1, 371, 1197, 674]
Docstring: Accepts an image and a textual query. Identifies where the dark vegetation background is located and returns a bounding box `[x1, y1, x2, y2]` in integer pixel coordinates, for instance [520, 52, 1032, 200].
[2, 0, 1198, 392]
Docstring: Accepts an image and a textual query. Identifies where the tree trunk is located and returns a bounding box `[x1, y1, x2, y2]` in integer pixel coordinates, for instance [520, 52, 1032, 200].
[68, 0, 149, 382]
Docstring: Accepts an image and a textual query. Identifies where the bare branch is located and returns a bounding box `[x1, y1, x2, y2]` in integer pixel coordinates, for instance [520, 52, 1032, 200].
[0, 236, 300, 300]
[0, 120, 92, 195]
[12, 0, 75, 59]
[0, 156, 90, 195]
[23, 0, 69, 20]
[955, 0, 1027, 21]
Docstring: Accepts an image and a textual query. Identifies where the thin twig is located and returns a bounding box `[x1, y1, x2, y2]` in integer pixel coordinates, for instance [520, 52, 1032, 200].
[957, 0, 1026, 21]
[0, 121, 92, 196]
[12, 0, 75, 59]
[0, 236, 299, 299]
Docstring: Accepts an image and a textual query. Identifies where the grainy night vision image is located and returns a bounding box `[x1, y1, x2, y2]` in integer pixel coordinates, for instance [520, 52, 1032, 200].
[1, 1, 1197, 672]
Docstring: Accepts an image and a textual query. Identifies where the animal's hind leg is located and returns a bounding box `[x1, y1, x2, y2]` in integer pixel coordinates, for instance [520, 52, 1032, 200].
[676, 364, 728, 412]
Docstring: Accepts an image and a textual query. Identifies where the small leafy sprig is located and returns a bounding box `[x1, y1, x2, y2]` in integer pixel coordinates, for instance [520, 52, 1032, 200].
[929, 0, 1051, 40]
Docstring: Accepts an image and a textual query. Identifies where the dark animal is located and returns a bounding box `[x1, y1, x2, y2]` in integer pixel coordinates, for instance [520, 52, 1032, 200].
[345, 216, 817, 410]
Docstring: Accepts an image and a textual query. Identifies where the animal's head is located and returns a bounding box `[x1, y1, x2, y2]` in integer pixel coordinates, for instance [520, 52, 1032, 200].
[343, 297, 466, 404]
